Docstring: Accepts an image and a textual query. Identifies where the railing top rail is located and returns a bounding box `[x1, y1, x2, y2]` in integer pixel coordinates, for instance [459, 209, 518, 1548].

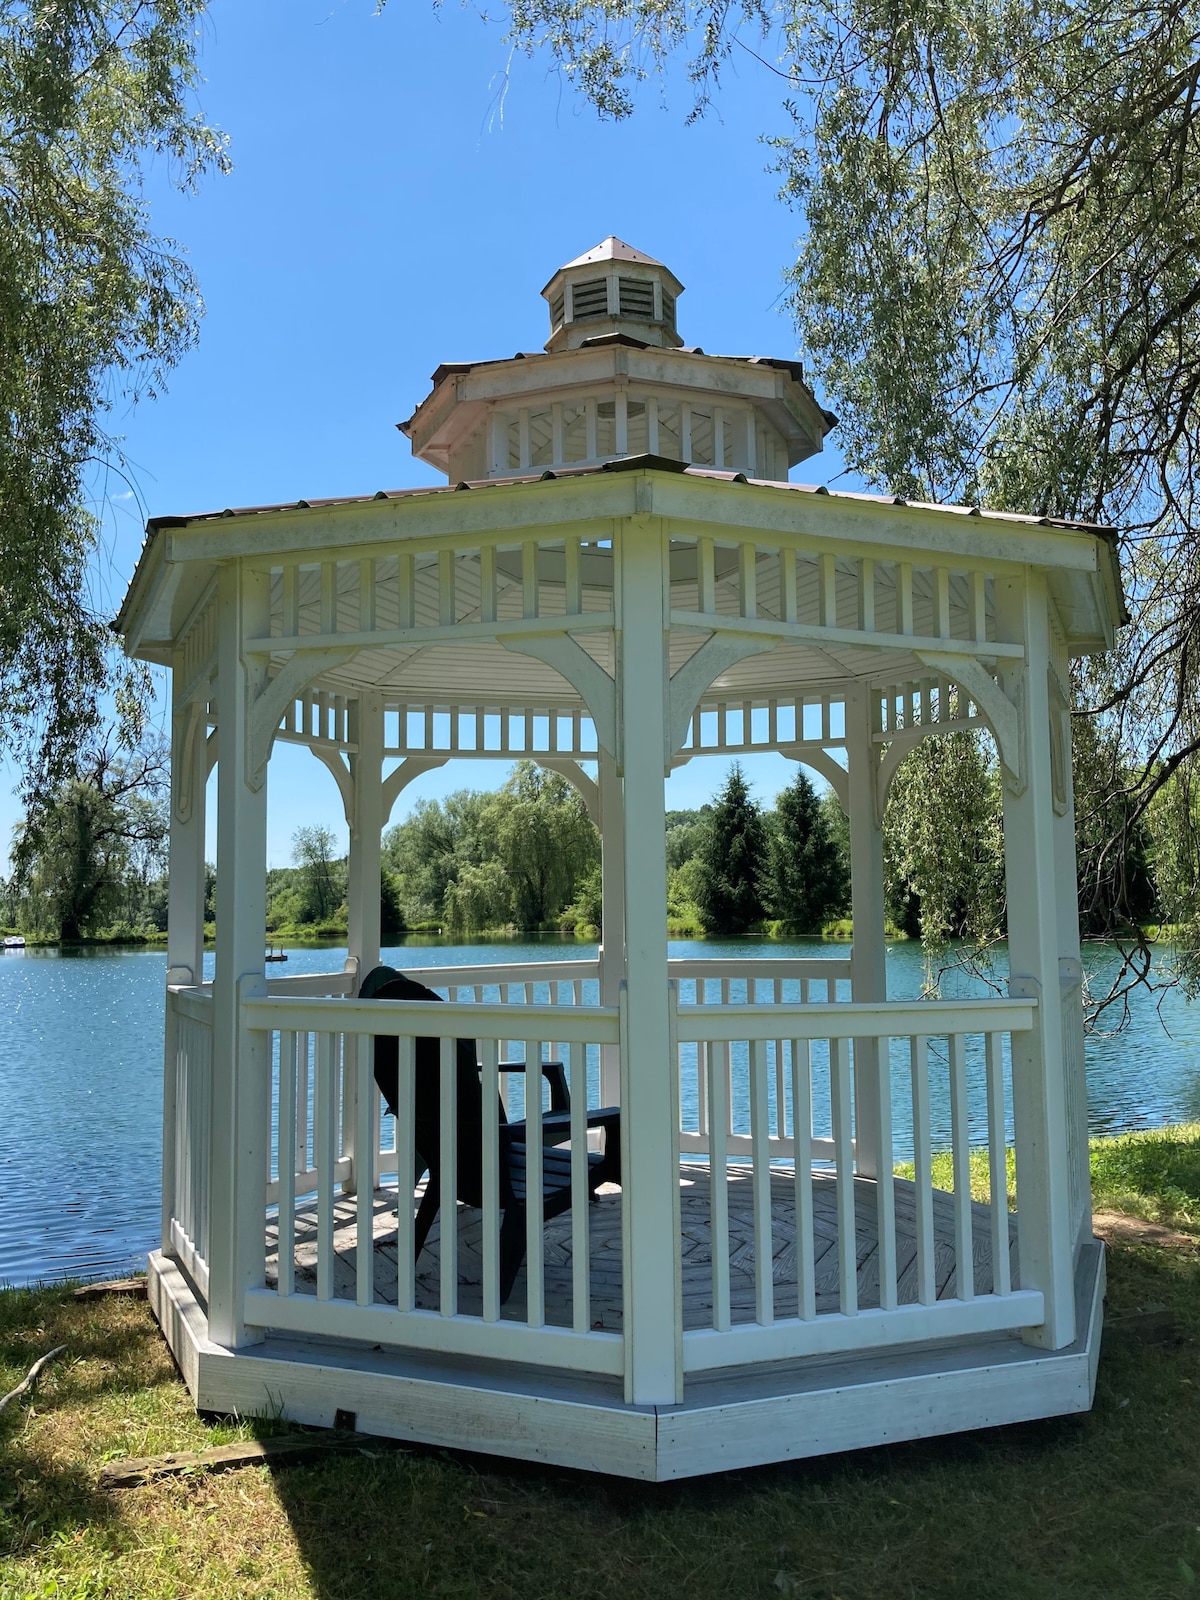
[244, 994, 621, 1044]
[668, 958, 853, 979]
[406, 960, 600, 988]
[675, 996, 1036, 1043]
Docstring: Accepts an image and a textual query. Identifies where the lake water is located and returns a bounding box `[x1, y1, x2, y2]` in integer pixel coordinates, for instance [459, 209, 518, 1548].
[2, 936, 1198, 1288]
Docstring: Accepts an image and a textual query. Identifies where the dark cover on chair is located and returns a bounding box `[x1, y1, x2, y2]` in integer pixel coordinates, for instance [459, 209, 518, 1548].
[364, 969, 492, 1210]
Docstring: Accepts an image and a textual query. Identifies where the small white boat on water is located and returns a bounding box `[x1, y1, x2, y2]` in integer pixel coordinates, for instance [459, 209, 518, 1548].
[3, 936, 25, 949]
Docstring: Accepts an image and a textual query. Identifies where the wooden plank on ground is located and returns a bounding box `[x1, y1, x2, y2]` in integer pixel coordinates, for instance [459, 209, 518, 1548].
[73, 1277, 147, 1301]
[100, 1431, 392, 1488]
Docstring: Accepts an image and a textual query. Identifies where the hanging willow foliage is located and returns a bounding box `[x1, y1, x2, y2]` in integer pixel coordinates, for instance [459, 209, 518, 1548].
[469, 0, 1200, 994]
[0, 1, 228, 804]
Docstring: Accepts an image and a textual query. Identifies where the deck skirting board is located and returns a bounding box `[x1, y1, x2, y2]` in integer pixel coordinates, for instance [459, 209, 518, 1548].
[147, 1241, 1104, 1481]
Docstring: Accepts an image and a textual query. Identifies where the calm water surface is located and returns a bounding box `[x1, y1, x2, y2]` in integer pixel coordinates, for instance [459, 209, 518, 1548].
[2, 936, 1197, 1287]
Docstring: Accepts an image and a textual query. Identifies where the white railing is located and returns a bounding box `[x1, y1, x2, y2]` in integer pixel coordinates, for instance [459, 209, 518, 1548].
[164, 987, 214, 1298]
[674, 996, 1043, 1372]
[166, 960, 1052, 1382]
[245, 995, 624, 1377]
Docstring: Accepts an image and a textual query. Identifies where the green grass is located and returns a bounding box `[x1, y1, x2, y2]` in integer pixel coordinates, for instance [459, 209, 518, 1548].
[3, 1127, 1200, 1599]
[895, 1123, 1200, 1229]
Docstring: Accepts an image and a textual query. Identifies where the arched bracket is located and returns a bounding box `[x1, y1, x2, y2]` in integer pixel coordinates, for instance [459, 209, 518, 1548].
[667, 633, 775, 761]
[536, 758, 600, 824]
[914, 650, 1025, 796]
[311, 745, 355, 825]
[247, 648, 356, 792]
[499, 634, 616, 756]
[778, 746, 850, 814]
[381, 756, 449, 825]
[1047, 667, 1070, 817]
[171, 700, 207, 824]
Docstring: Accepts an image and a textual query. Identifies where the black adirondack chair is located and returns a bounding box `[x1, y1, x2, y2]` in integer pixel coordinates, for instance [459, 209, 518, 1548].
[360, 966, 621, 1304]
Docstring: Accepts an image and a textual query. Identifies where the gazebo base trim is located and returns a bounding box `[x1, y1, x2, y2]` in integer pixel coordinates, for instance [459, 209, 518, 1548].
[147, 1243, 1104, 1482]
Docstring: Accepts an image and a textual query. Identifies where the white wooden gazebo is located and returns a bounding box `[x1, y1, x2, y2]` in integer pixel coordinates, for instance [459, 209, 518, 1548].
[118, 239, 1120, 1479]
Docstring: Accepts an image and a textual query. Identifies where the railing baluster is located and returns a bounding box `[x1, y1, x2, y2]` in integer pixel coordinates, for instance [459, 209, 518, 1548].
[439, 1036, 457, 1316]
[354, 1033, 374, 1308]
[792, 1039, 815, 1320]
[831, 1037, 857, 1315]
[949, 1033, 974, 1299]
[750, 1038, 773, 1325]
[315, 1032, 335, 1302]
[396, 1036, 415, 1313]
[875, 1038, 897, 1310]
[568, 1041, 590, 1334]
[524, 1038, 545, 1328]
[910, 1035, 935, 1304]
[708, 1040, 731, 1331]
[480, 1036, 501, 1322]
[278, 1030, 296, 1296]
[986, 1032, 1011, 1294]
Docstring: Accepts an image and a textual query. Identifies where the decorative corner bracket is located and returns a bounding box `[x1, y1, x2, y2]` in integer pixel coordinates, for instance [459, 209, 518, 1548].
[666, 633, 775, 763]
[246, 648, 356, 792]
[499, 633, 617, 755]
[914, 650, 1025, 796]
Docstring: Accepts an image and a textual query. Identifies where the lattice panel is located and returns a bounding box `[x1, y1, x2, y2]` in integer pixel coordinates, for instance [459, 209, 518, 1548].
[668, 537, 997, 646]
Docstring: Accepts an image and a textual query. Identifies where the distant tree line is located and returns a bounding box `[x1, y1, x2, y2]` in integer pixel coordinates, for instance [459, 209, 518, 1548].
[4, 739, 1194, 964]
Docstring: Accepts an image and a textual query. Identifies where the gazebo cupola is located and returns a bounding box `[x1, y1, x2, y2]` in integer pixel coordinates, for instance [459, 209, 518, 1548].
[399, 237, 834, 483]
[541, 235, 685, 351]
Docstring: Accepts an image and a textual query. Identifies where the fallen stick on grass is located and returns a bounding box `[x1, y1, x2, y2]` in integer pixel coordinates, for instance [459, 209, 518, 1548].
[0, 1345, 66, 1414]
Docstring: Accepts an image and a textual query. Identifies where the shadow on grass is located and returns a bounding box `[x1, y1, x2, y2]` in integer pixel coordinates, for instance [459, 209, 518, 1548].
[262, 1239, 1200, 1600]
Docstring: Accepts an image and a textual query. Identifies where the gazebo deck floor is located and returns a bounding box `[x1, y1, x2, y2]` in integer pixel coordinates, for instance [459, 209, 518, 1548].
[265, 1164, 1020, 1331]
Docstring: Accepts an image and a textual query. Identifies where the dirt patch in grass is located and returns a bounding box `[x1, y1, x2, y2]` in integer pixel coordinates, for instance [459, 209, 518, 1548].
[1093, 1211, 1200, 1251]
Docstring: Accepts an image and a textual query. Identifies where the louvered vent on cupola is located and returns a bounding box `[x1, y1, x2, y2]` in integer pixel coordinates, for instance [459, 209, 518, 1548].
[618, 277, 655, 320]
[571, 278, 609, 320]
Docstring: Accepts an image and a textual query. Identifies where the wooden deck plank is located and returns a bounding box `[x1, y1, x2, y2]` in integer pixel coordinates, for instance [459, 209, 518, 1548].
[265, 1164, 1021, 1334]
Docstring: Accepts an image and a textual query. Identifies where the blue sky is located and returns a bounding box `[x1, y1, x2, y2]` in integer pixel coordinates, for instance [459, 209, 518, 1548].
[6, 0, 864, 867]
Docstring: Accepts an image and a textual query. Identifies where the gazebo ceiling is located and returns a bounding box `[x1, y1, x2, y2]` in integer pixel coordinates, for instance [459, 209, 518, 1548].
[281, 632, 931, 707]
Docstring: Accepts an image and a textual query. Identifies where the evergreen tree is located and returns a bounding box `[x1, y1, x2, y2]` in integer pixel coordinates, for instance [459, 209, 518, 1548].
[693, 765, 767, 935]
[763, 771, 848, 932]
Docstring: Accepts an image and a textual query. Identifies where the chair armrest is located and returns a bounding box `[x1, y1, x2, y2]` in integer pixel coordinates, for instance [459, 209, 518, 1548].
[498, 1059, 570, 1112]
[539, 1105, 621, 1185]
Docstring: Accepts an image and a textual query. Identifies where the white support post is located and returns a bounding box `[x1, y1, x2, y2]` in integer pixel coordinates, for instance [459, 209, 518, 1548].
[616, 514, 681, 1406]
[1051, 658, 1091, 1253]
[846, 689, 886, 1177]
[597, 747, 625, 1108]
[163, 686, 209, 1256]
[997, 572, 1076, 1349]
[347, 691, 384, 981]
[208, 560, 271, 1350]
[342, 691, 384, 1199]
[166, 694, 208, 988]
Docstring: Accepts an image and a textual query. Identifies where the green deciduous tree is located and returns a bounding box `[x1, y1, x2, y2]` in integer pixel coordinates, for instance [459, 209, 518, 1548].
[11, 735, 168, 939]
[0, 0, 228, 798]
[291, 825, 345, 925]
[692, 763, 767, 935]
[491, 763, 599, 928]
[383, 763, 599, 933]
[763, 768, 848, 932]
[883, 733, 1005, 958]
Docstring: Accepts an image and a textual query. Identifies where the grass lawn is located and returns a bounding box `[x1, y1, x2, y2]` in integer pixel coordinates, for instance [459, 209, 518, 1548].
[2, 1128, 1199, 1600]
